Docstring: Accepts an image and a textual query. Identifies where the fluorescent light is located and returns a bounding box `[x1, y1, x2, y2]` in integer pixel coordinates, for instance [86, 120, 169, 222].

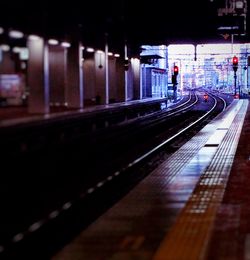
[28, 35, 41, 41]
[12, 47, 21, 53]
[86, 47, 94, 52]
[0, 44, 10, 51]
[48, 39, 59, 45]
[9, 30, 24, 39]
[108, 52, 113, 56]
[61, 42, 71, 48]
[114, 53, 120, 57]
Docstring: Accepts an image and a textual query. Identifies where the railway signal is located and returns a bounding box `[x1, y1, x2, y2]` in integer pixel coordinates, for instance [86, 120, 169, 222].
[172, 65, 179, 84]
[173, 65, 179, 76]
[172, 65, 179, 102]
[232, 56, 238, 72]
[232, 56, 239, 97]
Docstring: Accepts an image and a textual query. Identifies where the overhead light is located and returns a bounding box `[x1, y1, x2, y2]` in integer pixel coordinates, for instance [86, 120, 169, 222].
[236, 1, 244, 8]
[0, 44, 10, 52]
[28, 35, 41, 41]
[81, 46, 85, 50]
[114, 53, 120, 57]
[108, 52, 113, 56]
[48, 39, 59, 45]
[97, 50, 103, 54]
[9, 30, 24, 39]
[86, 47, 94, 53]
[12, 47, 21, 53]
[0, 27, 4, 34]
[61, 42, 71, 48]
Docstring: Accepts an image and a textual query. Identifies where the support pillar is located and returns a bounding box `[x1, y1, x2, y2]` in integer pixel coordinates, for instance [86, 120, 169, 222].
[105, 37, 109, 105]
[66, 42, 83, 108]
[124, 44, 128, 102]
[131, 58, 141, 100]
[27, 37, 50, 114]
[49, 46, 67, 106]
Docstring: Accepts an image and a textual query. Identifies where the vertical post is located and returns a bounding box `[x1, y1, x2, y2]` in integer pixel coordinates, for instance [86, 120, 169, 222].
[179, 60, 182, 97]
[49, 45, 67, 106]
[226, 0, 228, 10]
[239, 74, 241, 98]
[234, 71, 237, 96]
[233, 55, 239, 97]
[66, 41, 83, 108]
[124, 43, 128, 102]
[131, 58, 140, 100]
[173, 82, 177, 102]
[139, 64, 143, 99]
[105, 34, 109, 105]
[231, 34, 234, 54]
[27, 37, 50, 114]
[248, 57, 250, 92]
[144, 64, 147, 97]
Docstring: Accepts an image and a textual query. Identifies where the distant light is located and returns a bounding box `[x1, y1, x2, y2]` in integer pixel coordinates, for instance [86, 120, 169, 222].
[48, 39, 59, 45]
[108, 52, 113, 56]
[236, 1, 244, 8]
[218, 26, 239, 30]
[114, 53, 120, 57]
[9, 30, 24, 39]
[86, 47, 94, 52]
[28, 35, 41, 41]
[81, 46, 85, 50]
[0, 27, 4, 34]
[19, 48, 29, 60]
[61, 42, 71, 48]
[97, 50, 103, 54]
[0, 44, 10, 52]
[12, 47, 21, 53]
[131, 57, 140, 68]
[232, 55, 238, 66]
[21, 62, 26, 69]
[131, 57, 139, 62]
[174, 65, 179, 75]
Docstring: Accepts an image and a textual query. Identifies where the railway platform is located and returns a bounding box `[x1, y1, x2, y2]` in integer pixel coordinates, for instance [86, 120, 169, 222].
[0, 96, 173, 127]
[51, 98, 250, 260]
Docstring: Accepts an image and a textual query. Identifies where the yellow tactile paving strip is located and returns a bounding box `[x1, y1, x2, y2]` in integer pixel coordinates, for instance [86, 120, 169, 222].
[153, 100, 249, 260]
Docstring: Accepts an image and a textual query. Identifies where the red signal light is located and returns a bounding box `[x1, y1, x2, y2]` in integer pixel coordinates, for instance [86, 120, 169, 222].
[232, 56, 238, 72]
[232, 56, 238, 66]
[173, 65, 179, 75]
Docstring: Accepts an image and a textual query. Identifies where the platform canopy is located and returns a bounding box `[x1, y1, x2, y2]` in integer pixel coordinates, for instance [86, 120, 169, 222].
[0, 0, 249, 56]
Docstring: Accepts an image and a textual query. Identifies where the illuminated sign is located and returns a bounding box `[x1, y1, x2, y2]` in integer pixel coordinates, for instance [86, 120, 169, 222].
[0, 74, 24, 105]
[217, 15, 245, 35]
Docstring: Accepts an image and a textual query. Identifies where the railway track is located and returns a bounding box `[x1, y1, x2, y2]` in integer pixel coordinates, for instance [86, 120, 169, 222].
[0, 91, 234, 259]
